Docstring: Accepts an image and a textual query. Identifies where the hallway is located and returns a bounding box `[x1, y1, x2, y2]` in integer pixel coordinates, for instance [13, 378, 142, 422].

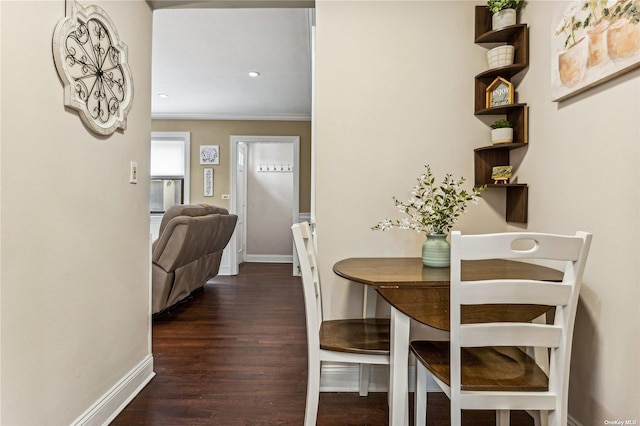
[112, 263, 389, 425]
[112, 262, 533, 425]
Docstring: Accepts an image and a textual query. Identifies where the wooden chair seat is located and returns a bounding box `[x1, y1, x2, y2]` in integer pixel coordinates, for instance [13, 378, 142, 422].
[320, 318, 390, 355]
[411, 341, 548, 392]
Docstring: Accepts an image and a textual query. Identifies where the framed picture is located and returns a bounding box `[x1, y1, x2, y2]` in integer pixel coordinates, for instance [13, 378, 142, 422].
[551, 1, 640, 102]
[200, 145, 219, 165]
[204, 168, 214, 197]
[486, 77, 514, 108]
[492, 165, 513, 184]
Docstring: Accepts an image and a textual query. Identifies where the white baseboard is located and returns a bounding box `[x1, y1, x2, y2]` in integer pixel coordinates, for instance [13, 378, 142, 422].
[218, 263, 232, 276]
[245, 254, 293, 263]
[319, 363, 440, 393]
[71, 355, 155, 426]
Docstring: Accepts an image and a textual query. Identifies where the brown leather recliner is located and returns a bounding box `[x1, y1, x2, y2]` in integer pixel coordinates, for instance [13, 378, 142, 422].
[151, 204, 237, 314]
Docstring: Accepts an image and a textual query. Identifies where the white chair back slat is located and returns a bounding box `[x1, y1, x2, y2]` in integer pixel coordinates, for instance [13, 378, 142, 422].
[459, 232, 584, 262]
[459, 323, 563, 348]
[459, 280, 571, 306]
[292, 222, 323, 336]
[459, 392, 557, 410]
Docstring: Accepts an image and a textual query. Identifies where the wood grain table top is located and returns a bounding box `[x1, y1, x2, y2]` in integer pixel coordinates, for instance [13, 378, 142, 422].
[333, 257, 564, 331]
[333, 257, 563, 288]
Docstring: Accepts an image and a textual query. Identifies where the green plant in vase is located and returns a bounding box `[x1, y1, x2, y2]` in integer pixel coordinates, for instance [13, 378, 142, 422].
[487, 0, 525, 14]
[491, 119, 514, 144]
[490, 119, 512, 128]
[372, 165, 486, 267]
[487, 0, 525, 29]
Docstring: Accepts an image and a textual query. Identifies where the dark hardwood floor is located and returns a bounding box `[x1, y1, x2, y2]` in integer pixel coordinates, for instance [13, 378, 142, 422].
[112, 262, 534, 426]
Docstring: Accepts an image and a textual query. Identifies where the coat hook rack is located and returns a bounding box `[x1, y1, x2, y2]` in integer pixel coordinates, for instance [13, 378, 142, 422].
[258, 163, 293, 173]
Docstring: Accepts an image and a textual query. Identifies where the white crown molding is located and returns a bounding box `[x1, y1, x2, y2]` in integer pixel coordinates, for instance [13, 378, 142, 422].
[151, 112, 311, 121]
[147, 0, 315, 10]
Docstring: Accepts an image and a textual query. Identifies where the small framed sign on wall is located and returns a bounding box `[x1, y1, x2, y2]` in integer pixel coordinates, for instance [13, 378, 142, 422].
[200, 145, 219, 165]
[204, 168, 214, 197]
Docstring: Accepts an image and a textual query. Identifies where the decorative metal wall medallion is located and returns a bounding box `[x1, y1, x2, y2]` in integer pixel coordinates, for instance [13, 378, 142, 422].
[52, 1, 134, 136]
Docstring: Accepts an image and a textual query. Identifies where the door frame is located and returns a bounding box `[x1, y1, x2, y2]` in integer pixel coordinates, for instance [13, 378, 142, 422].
[228, 135, 300, 275]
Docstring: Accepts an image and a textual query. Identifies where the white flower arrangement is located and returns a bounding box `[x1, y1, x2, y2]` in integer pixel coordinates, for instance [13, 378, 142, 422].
[372, 165, 486, 235]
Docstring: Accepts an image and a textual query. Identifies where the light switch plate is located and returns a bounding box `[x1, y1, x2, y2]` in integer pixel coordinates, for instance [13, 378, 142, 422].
[129, 161, 138, 184]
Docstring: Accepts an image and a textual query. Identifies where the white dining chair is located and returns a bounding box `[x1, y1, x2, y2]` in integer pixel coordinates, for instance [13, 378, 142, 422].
[411, 230, 592, 426]
[292, 222, 391, 426]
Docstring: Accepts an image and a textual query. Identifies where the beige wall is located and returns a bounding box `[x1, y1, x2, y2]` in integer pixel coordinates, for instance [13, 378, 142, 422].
[520, 2, 639, 423]
[0, 1, 153, 424]
[315, 0, 639, 424]
[151, 119, 312, 212]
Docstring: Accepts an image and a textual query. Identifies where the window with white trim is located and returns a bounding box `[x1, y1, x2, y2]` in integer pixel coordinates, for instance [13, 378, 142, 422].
[150, 132, 190, 213]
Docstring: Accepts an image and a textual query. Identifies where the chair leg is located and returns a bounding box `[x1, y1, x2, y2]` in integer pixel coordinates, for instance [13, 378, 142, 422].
[530, 410, 548, 426]
[359, 363, 370, 396]
[414, 362, 427, 426]
[496, 410, 510, 426]
[304, 359, 321, 426]
[451, 398, 462, 426]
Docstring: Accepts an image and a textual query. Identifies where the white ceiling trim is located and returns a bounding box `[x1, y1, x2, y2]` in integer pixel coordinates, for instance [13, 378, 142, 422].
[147, 0, 314, 10]
[152, 112, 311, 121]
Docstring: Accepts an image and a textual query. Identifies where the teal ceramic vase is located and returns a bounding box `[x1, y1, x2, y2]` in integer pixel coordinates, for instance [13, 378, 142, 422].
[422, 233, 450, 267]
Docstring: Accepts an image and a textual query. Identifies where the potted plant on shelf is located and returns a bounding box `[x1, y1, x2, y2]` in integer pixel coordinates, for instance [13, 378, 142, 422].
[488, 0, 525, 30]
[372, 165, 485, 267]
[491, 119, 514, 144]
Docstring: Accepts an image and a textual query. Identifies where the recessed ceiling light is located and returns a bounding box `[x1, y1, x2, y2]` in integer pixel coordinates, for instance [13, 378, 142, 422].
[157, 93, 169, 98]
[248, 71, 260, 77]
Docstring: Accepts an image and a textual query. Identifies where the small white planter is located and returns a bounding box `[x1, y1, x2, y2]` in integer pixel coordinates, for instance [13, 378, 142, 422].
[491, 127, 513, 144]
[492, 8, 517, 30]
[487, 45, 515, 69]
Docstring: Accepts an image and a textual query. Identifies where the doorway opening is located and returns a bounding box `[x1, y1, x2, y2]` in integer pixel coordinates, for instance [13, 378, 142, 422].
[229, 135, 300, 276]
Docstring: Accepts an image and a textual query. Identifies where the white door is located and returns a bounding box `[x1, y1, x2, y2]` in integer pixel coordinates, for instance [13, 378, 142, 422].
[235, 142, 248, 268]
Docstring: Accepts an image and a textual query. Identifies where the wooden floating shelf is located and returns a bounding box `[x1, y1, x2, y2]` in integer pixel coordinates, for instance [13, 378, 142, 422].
[475, 143, 527, 152]
[473, 5, 530, 223]
[475, 104, 527, 116]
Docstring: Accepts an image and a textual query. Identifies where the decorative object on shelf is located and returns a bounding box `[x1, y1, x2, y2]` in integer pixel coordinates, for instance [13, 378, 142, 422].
[487, 45, 515, 68]
[486, 76, 514, 107]
[487, 0, 524, 30]
[372, 165, 486, 267]
[204, 168, 214, 197]
[200, 145, 220, 165]
[552, 0, 640, 102]
[52, 0, 134, 136]
[490, 119, 514, 144]
[492, 165, 513, 184]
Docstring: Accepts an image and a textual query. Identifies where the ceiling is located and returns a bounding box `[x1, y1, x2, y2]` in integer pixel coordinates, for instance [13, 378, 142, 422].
[151, 5, 313, 121]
